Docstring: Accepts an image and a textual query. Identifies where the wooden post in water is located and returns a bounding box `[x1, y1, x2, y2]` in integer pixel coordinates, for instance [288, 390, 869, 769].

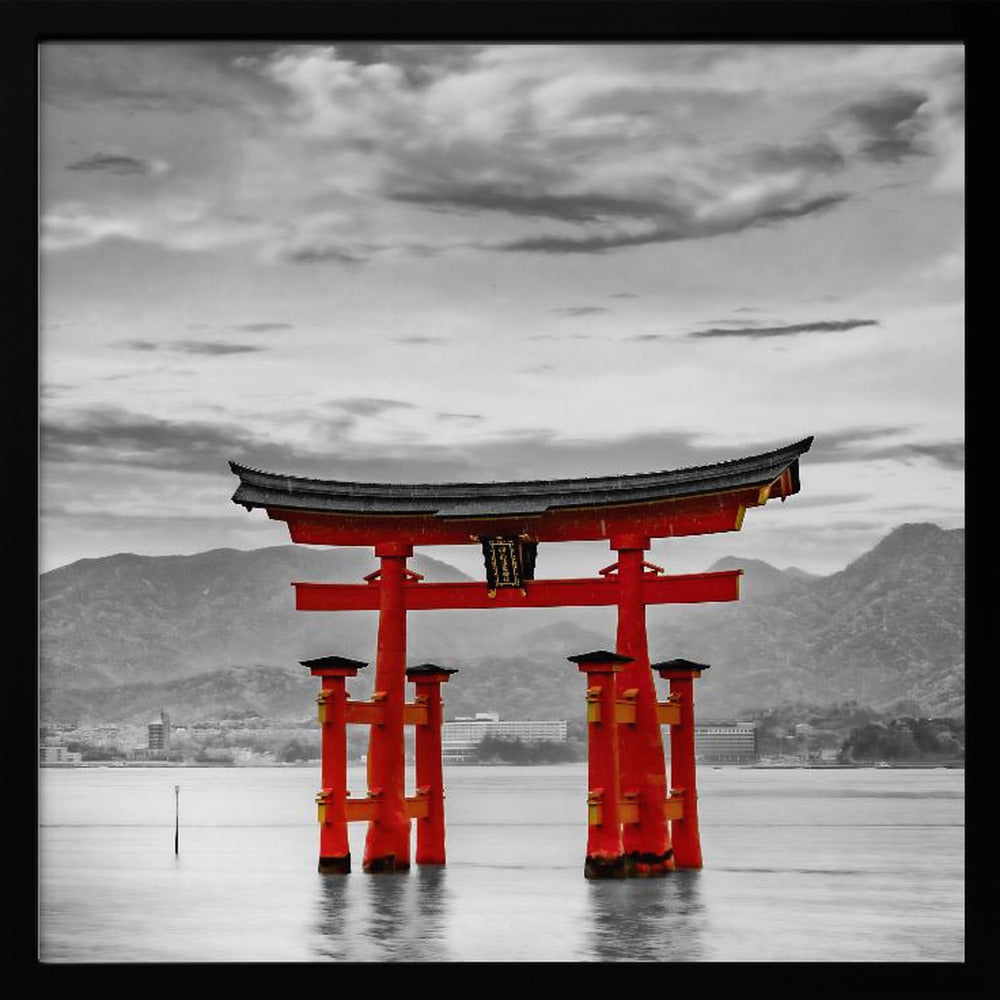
[174, 785, 179, 854]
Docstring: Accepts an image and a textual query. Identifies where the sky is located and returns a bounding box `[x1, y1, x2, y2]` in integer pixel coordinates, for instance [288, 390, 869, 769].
[38, 42, 964, 580]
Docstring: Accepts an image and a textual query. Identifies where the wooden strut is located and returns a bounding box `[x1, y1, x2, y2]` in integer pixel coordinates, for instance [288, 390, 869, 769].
[316, 693, 435, 823]
[573, 652, 702, 878]
[313, 666, 455, 874]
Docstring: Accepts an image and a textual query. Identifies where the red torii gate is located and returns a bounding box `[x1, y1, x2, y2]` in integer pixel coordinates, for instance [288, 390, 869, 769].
[230, 435, 812, 878]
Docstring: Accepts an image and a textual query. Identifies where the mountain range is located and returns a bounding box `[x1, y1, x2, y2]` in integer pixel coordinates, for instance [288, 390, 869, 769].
[39, 522, 964, 724]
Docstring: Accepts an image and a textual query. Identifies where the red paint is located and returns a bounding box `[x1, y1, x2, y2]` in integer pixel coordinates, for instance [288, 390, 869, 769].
[409, 669, 454, 865]
[307, 661, 363, 873]
[575, 656, 627, 877]
[613, 541, 675, 876]
[362, 547, 412, 872]
[292, 569, 741, 612]
[270, 490, 759, 548]
[657, 668, 703, 869]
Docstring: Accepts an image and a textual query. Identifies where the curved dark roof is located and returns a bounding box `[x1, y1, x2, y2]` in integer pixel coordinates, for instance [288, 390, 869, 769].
[230, 436, 812, 519]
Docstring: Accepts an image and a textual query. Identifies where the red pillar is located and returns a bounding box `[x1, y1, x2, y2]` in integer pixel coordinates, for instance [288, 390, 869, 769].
[654, 659, 708, 869]
[610, 534, 675, 876]
[301, 654, 367, 874]
[363, 542, 413, 872]
[569, 651, 633, 878]
[407, 663, 458, 865]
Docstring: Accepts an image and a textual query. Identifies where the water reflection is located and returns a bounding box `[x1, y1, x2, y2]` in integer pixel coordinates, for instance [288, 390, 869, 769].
[313, 876, 354, 961]
[585, 870, 707, 961]
[312, 866, 452, 962]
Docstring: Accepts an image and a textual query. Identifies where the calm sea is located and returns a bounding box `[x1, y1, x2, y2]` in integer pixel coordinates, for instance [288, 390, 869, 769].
[38, 764, 963, 963]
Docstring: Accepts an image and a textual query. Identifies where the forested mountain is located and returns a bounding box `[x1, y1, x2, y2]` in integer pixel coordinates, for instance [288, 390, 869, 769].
[39, 523, 964, 724]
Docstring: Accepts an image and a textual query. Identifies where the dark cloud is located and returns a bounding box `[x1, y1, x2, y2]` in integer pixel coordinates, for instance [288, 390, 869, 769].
[747, 140, 845, 173]
[391, 336, 449, 346]
[225, 322, 294, 333]
[171, 340, 267, 355]
[41, 406, 357, 477]
[331, 398, 416, 417]
[777, 492, 875, 510]
[41, 42, 289, 114]
[689, 318, 879, 339]
[804, 427, 909, 464]
[280, 244, 367, 264]
[627, 334, 669, 342]
[66, 153, 158, 175]
[392, 185, 668, 223]
[437, 412, 485, 422]
[118, 339, 267, 355]
[840, 90, 929, 163]
[804, 429, 964, 471]
[905, 442, 965, 471]
[553, 306, 609, 317]
[40, 408, 803, 484]
[491, 194, 849, 255]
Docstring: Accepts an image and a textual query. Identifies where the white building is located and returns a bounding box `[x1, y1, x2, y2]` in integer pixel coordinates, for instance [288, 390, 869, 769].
[441, 712, 568, 761]
[692, 722, 758, 763]
[40, 746, 82, 765]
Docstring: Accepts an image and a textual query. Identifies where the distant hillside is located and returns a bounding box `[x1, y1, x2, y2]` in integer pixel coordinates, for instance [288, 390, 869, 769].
[649, 523, 964, 718]
[39, 524, 964, 724]
[39, 545, 470, 691]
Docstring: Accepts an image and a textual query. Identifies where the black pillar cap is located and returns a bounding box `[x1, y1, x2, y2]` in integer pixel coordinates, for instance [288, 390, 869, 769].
[651, 658, 711, 672]
[299, 654, 369, 670]
[567, 650, 635, 664]
[406, 663, 459, 677]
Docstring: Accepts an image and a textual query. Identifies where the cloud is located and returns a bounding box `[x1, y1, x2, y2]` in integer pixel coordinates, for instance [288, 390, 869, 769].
[66, 152, 168, 176]
[905, 442, 964, 471]
[437, 412, 485, 422]
[173, 341, 267, 355]
[837, 90, 930, 163]
[118, 339, 267, 355]
[279, 243, 369, 264]
[42, 44, 963, 265]
[225, 322, 294, 333]
[553, 306, 609, 317]
[689, 318, 879, 339]
[41, 406, 359, 477]
[331, 398, 416, 417]
[805, 428, 964, 470]
[489, 193, 849, 254]
[391, 186, 670, 223]
[391, 336, 449, 346]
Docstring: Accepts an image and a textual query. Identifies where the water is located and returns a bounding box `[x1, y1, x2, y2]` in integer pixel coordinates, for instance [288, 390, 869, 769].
[38, 764, 964, 962]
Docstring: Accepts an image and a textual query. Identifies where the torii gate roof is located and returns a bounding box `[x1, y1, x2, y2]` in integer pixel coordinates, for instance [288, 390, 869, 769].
[229, 436, 813, 519]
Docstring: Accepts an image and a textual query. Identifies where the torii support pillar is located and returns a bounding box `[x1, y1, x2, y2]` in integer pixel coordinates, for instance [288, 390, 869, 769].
[569, 651, 633, 879]
[301, 654, 368, 874]
[609, 535, 675, 876]
[654, 658, 710, 869]
[364, 542, 415, 873]
[406, 663, 458, 865]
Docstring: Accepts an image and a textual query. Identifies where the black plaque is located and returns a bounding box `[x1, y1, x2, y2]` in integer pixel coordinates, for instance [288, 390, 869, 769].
[482, 537, 523, 593]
